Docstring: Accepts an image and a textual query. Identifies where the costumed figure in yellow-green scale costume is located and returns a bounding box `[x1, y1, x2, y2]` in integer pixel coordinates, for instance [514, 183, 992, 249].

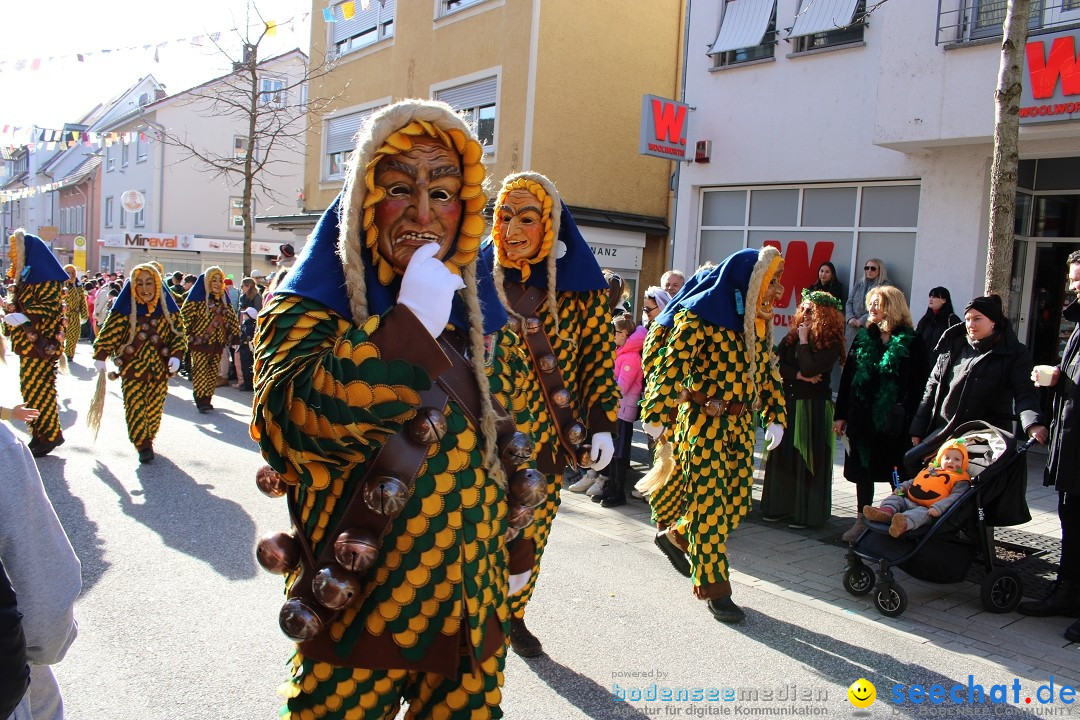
[478, 172, 620, 657]
[638, 247, 787, 623]
[180, 266, 240, 413]
[1, 229, 69, 457]
[91, 264, 185, 464]
[61, 263, 88, 361]
[250, 99, 546, 720]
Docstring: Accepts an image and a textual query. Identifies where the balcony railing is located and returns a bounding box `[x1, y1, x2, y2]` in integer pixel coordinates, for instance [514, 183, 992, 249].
[937, 0, 1080, 45]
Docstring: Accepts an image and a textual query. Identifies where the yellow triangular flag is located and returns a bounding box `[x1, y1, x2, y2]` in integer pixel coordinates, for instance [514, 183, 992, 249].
[342, 1, 355, 19]
[265, 20, 277, 36]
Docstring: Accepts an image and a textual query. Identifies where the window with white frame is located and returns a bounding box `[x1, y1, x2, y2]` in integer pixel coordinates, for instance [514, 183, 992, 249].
[135, 191, 146, 227]
[229, 197, 246, 230]
[943, 1, 1080, 44]
[260, 76, 286, 106]
[710, 0, 778, 68]
[435, 76, 497, 153]
[105, 196, 114, 227]
[106, 145, 115, 172]
[438, 0, 488, 18]
[136, 133, 147, 162]
[121, 139, 130, 167]
[324, 105, 384, 181]
[789, 0, 865, 53]
[329, 0, 395, 58]
[234, 136, 251, 162]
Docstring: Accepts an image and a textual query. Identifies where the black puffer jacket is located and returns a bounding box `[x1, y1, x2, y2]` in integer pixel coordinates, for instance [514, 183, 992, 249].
[910, 320, 1043, 441]
[1045, 301, 1080, 493]
[0, 557, 29, 719]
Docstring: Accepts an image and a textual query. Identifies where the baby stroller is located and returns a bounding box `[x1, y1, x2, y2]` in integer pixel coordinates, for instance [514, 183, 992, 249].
[841, 420, 1035, 618]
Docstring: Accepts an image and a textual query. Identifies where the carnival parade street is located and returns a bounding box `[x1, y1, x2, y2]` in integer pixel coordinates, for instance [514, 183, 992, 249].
[4, 342, 1078, 719]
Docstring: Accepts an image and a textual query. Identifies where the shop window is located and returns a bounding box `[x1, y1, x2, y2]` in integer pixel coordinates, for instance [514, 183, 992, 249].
[789, 0, 865, 54]
[135, 191, 146, 227]
[701, 190, 747, 226]
[802, 187, 857, 227]
[859, 186, 920, 227]
[750, 189, 799, 226]
[323, 104, 384, 181]
[329, 0, 394, 58]
[710, 0, 778, 68]
[435, 75, 498, 154]
[939, 0, 1080, 44]
[229, 197, 246, 230]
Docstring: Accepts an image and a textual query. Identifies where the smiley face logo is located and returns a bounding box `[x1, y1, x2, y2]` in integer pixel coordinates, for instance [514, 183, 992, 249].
[847, 678, 876, 708]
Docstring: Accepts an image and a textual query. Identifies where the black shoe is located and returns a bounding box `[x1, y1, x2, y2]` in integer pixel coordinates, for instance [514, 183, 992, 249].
[1018, 580, 1080, 618]
[1066, 618, 1080, 643]
[707, 596, 746, 624]
[30, 435, 64, 458]
[138, 446, 155, 464]
[508, 618, 543, 657]
[654, 532, 692, 578]
[601, 494, 626, 508]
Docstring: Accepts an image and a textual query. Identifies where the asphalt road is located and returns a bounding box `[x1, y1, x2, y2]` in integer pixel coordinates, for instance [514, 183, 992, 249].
[5, 343, 1078, 719]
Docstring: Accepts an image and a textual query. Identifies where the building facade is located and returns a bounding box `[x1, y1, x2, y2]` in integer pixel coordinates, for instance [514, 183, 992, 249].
[278, 0, 684, 313]
[676, 0, 1080, 362]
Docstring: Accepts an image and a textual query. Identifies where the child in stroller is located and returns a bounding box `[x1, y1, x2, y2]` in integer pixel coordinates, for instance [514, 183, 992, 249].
[863, 440, 971, 538]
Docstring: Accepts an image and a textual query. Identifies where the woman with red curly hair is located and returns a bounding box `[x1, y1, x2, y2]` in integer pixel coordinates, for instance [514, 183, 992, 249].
[760, 290, 847, 528]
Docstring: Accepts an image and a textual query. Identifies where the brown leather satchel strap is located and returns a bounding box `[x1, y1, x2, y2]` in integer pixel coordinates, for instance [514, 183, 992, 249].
[681, 390, 748, 418]
[435, 332, 517, 445]
[505, 283, 583, 465]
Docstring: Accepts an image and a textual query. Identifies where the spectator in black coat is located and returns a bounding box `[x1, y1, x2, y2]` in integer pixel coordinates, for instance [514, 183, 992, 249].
[1022, 254, 1080, 641]
[914, 286, 962, 364]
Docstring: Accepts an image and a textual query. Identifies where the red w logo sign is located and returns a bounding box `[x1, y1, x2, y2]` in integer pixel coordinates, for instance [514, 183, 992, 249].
[1027, 35, 1080, 100]
[763, 239, 836, 309]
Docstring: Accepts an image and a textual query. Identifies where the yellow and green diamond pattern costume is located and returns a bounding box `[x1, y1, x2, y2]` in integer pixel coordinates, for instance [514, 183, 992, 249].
[640, 309, 786, 591]
[62, 281, 88, 360]
[1, 280, 64, 443]
[252, 295, 522, 720]
[504, 287, 619, 617]
[181, 292, 239, 406]
[93, 308, 185, 447]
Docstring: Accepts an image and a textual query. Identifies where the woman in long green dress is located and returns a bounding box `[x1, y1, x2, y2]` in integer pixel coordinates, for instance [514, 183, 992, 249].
[760, 290, 846, 528]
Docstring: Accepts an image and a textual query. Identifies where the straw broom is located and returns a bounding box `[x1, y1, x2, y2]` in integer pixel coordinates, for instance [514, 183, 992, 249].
[634, 433, 676, 496]
[86, 369, 108, 440]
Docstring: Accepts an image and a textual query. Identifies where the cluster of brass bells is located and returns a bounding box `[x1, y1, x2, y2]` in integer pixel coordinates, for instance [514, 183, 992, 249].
[504, 468, 547, 541]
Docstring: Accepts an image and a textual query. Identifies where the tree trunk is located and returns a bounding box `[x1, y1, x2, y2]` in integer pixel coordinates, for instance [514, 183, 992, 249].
[243, 43, 258, 278]
[986, 0, 1031, 309]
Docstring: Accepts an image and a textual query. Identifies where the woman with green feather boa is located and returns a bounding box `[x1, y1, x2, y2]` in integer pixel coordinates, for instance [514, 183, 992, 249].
[833, 285, 931, 542]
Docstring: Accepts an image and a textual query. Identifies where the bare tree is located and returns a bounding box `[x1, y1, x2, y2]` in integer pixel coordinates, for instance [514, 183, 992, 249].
[986, 0, 1032, 307]
[146, 6, 338, 275]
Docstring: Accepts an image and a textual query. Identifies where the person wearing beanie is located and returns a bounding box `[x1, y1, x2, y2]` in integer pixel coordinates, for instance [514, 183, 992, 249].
[180, 267, 240, 413]
[480, 170, 620, 656]
[911, 293, 1047, 447]
[863, 440, 971, 537]
[637, 247, 787, 623]
[60, 264, 88, 362]
[1, 230, 68, 457]
[250, 99, 537, 720]
[91, 264, 185, 463]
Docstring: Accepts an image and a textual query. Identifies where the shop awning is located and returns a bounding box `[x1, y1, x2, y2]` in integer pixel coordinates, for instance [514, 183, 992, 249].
[788, 0, 860, 38]
[708, 0, 776, 55]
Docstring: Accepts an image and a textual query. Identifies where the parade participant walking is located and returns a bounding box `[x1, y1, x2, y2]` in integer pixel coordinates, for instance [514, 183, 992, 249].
[180, 267, 239, 413]
[92, 264, 185, 463]
[639, 247, 787, 623]
[760, 290, 846, 528]
[251, 99, 534, 720]
[1, 230, 68, 457]
[482, 170, 620, 656]
[61, 264, 88, 362]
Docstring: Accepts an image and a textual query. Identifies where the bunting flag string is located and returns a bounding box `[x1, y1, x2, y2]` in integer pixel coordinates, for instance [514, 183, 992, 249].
[0, 129, 150, 154]
[0, 12, 309, 75]
[323, 0, 387, 22]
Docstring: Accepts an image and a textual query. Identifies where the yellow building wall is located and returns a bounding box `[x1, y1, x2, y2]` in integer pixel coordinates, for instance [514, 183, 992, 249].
[529, 0, 682, 218]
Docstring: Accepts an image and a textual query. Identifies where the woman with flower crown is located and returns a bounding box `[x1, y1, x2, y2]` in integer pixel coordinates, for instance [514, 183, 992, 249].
[760, 290, 847, 528]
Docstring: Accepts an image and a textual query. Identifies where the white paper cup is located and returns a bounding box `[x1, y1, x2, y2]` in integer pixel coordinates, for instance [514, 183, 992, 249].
[1035, 366, 1055, 387]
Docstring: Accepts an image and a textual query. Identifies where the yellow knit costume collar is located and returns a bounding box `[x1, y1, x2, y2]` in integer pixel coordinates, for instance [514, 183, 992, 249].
[490, 177, 555, 281]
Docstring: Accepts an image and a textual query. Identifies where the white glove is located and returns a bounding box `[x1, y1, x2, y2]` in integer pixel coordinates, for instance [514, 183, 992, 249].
[397, 243, 464, 338]
[167, 357, 180, 374]
[508, 570, 532, 596]
[95, 359, 107, 372]
[3, 312, 28, 326]
[764, 422, 784, 451]
[589, 432, 615, 472]
[244, 306, 258, 319]
[642, 421, 665, 440]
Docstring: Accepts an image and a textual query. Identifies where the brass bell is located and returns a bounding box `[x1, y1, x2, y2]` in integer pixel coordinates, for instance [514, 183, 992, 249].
[407, 407, 448, 445]
[577, 445, 595, 469]
[552, 389, 571, 408]
[538, 354, 558, 374]
[137, 331, 147, 341]
[507, 317, 522, 335]
[26, 330, 38, 341]
[123, 345, 134, 355]
[678, 389, 691, 403]
[508, 468, 547, 508]
[500, 432, 534, 467]
[363, 475, 410, 516]
[150, 334, 160, 343]
[255, 465, 289, 498]
[312, 565, 363, 610]
[160, 348, 169, 357]
[524, 317, 542, 335]
[566, 423, 586, 445]
[334, 528, 380, 573]
[115, 357, 124, 366]
[506, 504, 534, 530]
[705, 399, 722, 417]
[279, 598, 325, 642]
[255, 531, 301, 575]
[505, 527, 521, 543]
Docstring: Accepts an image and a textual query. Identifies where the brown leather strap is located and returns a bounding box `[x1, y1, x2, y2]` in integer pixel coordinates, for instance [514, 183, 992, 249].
[505, 283, 584, 467]
[13, 296, 62, 361]
[680, 389, 747, 418]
